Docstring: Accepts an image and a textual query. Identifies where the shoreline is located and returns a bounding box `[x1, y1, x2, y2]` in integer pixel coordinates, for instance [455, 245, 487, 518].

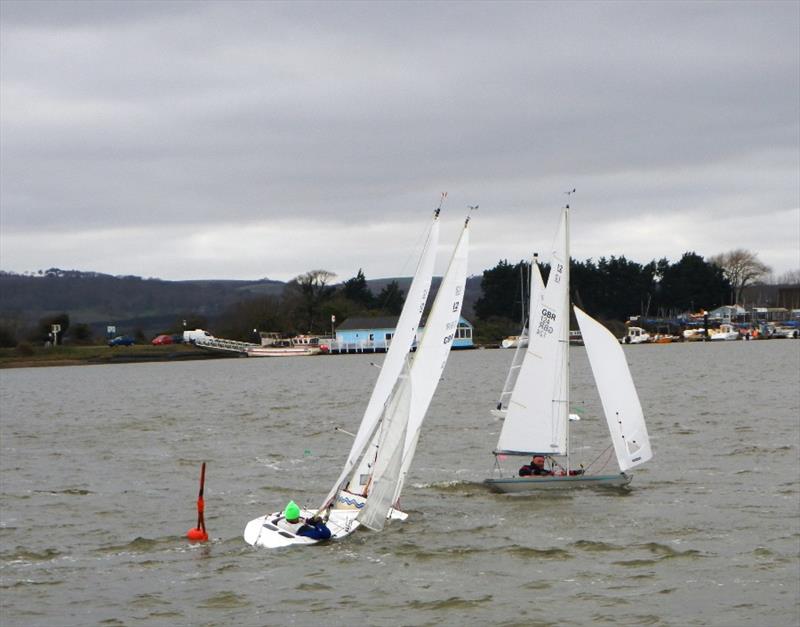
[0, 344, 239, 369]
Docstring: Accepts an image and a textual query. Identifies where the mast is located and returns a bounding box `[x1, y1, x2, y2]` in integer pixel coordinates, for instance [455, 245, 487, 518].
[563, 193, 573, 473]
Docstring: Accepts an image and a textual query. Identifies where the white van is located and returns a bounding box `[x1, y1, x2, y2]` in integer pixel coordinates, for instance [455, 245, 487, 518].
[183, 329, 214, 343]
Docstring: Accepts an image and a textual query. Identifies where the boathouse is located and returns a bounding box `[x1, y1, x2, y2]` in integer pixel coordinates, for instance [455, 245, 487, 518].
[708, 305, 747, 323]
[333, 316, 474, 353]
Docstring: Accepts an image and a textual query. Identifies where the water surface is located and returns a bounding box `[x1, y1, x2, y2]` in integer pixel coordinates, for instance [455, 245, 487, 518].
[1, 341, 798, 626]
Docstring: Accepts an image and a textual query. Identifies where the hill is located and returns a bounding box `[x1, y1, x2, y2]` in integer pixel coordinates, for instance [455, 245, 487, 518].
[0, 269, 286, 339]
[0, 269, 482, 341]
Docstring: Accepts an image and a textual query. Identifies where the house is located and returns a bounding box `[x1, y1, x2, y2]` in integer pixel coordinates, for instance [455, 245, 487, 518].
[708, 305, 747, 323]
[333, 316, 474, 353]
[752, 307, 790, 322]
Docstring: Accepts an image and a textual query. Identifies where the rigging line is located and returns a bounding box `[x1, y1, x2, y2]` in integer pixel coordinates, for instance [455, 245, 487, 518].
[377, 202, 440, 311]
[583, 444, 614, 472]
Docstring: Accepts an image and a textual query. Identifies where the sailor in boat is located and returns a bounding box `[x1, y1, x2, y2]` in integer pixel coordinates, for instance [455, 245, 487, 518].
[518, 455, 552, 477]
[279, 501, 332, 540]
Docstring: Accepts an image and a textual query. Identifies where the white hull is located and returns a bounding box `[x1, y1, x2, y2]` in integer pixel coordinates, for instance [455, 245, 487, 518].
[484, 473, 631, 493]
[501, 336, 527, 349]
[246, 347, 322, 357]
[710, 333, 739, 341]
[243, 508, 360, 548]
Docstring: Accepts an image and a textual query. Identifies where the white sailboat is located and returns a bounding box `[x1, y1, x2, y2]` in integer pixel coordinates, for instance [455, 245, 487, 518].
[325, 215, 471, 521]
[484, 206, 652, 492]
[243, 211, 471, 547]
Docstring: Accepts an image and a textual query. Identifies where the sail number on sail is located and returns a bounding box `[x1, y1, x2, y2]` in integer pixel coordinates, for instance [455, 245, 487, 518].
[535, 307, 557, 338]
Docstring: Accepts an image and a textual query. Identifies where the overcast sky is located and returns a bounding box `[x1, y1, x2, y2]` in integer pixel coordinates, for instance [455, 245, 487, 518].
[1, 0, 798, 282]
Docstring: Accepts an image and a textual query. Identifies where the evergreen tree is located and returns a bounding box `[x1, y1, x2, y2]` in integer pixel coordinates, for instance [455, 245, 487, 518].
[657, 252, 730, 312]
[342, 269, 374, 308]
[376, 280, 405, 315]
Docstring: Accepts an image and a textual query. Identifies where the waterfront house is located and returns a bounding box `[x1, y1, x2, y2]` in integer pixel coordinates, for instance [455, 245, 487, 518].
[752, 307, 790, 323]
[333, 316, 474, 353]
[708, 305, 747, 323]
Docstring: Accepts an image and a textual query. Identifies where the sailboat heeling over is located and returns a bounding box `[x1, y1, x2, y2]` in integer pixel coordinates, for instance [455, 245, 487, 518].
[391, 216, 470, 504]
[495, 208, 569, 456]
[344, 217, 471, 507]
[332, 216, 470, 522]
[357, 363, 412, 531]
[574, 306, 653, 472]
[317, 211, 440, 514]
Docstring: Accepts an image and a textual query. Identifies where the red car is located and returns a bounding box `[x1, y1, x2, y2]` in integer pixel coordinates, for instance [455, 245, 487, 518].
[151, 334, 174, 345]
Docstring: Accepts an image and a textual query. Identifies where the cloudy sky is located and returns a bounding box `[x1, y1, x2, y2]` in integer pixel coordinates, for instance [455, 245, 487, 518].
[1, 0, 798, 282]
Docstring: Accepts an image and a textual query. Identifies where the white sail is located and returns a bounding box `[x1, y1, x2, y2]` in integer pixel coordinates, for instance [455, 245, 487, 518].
[317, 212, 440, 512]
[494, 263, 544, 414]
[496, 209, 569, 456]
[357, 365, 412, 531]
[574, 306, 653, 472]
[392, 217, 471, 504]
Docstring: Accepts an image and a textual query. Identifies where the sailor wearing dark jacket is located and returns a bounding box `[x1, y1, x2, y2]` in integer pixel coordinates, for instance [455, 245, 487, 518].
[518, 455, 552, 477]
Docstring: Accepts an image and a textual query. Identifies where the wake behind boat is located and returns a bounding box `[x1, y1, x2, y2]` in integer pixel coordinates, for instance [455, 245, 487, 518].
[485, 202, 653, 493]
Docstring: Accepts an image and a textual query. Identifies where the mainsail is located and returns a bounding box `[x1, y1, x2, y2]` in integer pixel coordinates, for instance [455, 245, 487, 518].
[317, 211, 440, 513]
[357, 363, 412, 531]
[392, 216, 470, 504]
[574, 306, 653, 472]
[495, 208, 569, 456]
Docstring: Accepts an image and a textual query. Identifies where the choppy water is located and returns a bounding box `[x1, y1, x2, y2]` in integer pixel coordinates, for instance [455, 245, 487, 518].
[1, 340, 798, 626]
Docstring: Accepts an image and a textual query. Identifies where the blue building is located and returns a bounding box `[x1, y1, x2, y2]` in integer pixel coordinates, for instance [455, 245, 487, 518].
[332, 316, 474, 353]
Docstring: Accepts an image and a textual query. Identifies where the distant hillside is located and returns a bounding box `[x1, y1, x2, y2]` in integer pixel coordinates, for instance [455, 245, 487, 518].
[0, 269, 482, 340]
[0, 269, 286, 337]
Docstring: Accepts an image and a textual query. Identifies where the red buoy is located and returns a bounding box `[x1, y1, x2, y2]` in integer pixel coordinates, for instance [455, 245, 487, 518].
[187, 527, 208, 542]
[186, 462, 209, 543]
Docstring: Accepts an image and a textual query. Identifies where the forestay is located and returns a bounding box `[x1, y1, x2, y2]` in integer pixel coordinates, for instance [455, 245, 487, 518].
[317, 212, 440, 512]
[574, 306, 653, 471]
[495, 209, 569, 456]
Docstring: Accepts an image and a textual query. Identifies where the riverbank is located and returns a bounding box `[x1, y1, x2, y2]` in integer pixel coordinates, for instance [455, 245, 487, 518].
[0, 344, 238, 369]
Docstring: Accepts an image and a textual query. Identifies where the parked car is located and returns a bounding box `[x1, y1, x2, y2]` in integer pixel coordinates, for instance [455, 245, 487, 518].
[151, 334, 174, 345]
[108, 335, 135, 347]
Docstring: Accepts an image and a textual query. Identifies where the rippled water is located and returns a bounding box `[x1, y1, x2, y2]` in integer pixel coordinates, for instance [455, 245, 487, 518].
[1, 341, 798, 626]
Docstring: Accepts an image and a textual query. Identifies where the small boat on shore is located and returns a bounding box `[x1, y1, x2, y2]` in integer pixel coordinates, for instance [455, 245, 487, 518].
[246, 334, 323, 357]
[710, 324, 740, 341]
[621, 326, 651, 344]
[501, 335, 527, 349]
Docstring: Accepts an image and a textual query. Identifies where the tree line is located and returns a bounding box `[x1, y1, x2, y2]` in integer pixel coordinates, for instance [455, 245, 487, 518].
[474, 249, 776, 335]
[0, 248, 784, 347]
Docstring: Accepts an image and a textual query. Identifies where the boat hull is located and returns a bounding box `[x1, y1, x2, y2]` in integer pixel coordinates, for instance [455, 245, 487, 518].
[484, 473, 631, 493]
[243, 508, 360, 548]
[243, 502, 408, 549]
[246, 347, 322, 357]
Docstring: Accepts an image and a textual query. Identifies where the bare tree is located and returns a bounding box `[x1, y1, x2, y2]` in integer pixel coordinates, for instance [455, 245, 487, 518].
[287, 270, 337, 332]
[776, 269, 800, 285]
[709, 249, 772, 304]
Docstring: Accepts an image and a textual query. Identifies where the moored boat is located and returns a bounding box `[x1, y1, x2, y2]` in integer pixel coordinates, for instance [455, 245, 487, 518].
[709, 324, 741, 341]
[246, 334, 323, 357]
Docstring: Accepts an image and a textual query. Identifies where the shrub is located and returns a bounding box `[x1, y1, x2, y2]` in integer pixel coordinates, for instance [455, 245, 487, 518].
[15, 341, 34, 357]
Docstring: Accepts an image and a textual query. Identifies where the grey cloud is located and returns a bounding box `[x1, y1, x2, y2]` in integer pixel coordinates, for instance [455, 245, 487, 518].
[0, 1, 797, 276]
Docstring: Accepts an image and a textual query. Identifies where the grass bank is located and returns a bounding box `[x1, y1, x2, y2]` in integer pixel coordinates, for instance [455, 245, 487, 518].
[0, 344, 237, 369]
